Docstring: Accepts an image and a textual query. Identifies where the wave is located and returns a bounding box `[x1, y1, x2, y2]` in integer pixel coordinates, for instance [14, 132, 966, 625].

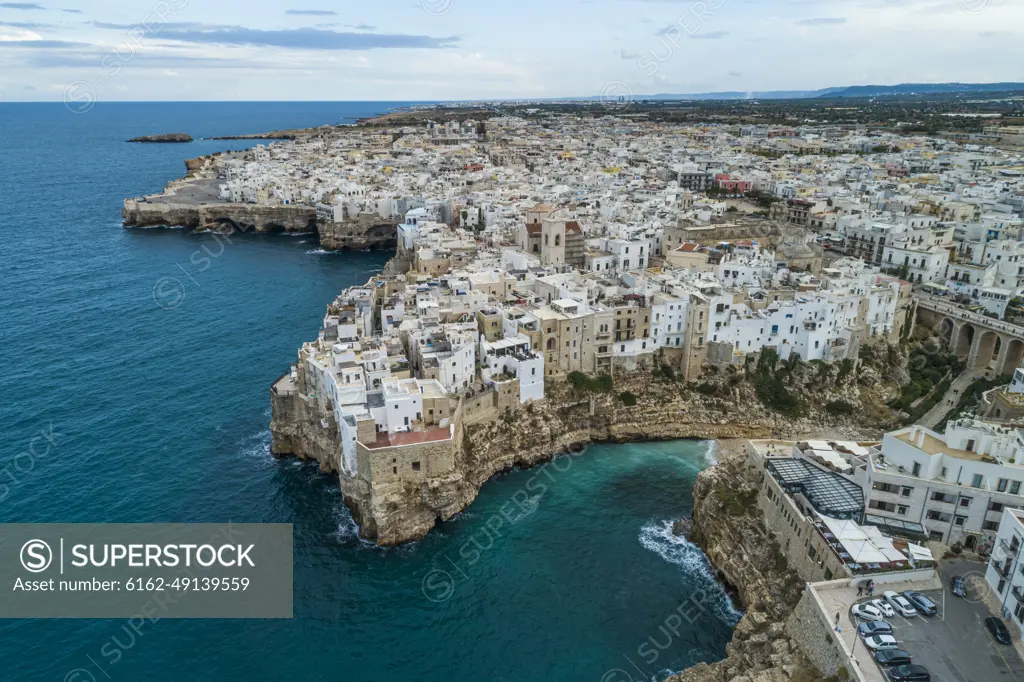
[331, 503, 377, 548]
[638, 520, 743, 624]
[235, 428, 272, 462]
[702, 441, 719, 467]
[307, 248, 342, 255]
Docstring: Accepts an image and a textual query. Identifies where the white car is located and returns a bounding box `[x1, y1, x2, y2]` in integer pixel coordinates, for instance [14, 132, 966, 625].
[870, 598, 895, 618]
[884, 590, 918, 617]
[851, 602, 884, 621]
[864, 634, 899, 650]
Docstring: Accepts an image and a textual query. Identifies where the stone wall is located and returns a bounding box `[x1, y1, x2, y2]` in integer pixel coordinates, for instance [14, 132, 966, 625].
[758, 471, 849, 583]
[786, 583, 861, 682]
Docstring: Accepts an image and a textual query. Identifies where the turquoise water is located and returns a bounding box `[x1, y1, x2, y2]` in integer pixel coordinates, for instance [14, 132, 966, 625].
[0, 103, 738, 681]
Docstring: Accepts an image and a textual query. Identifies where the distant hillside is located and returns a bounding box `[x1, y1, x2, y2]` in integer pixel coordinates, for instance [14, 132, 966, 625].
[621, 82, 1024, 101]
[821, 82, 1024, 97]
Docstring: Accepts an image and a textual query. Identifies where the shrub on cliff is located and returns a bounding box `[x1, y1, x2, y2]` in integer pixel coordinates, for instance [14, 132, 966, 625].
[619, 391, 638, 406]
[568, 372, 614, 393]
[825, 400, 856, 416]
[754, 375, 805, 417]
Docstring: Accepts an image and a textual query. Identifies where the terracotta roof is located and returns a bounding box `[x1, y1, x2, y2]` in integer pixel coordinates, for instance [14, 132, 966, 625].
[525, 223, 542, 235]
[565, 221, 582, 234]
[366, 427, 452, 450]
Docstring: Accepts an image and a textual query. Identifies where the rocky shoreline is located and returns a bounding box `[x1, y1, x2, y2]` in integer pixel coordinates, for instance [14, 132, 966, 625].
[667, 453, 818, 682]
[121, 154, 399, 250]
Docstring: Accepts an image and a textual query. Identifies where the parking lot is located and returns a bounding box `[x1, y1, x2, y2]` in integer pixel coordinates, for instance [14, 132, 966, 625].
[851, 559, 1024, 681]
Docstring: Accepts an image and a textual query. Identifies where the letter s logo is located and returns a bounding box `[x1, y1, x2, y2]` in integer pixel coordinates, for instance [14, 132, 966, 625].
[20, 539, 52, 573]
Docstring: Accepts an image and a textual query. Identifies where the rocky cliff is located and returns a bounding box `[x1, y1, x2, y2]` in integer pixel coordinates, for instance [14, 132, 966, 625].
[271, 360, 889, 547]
[122, 200, 317, 233]
[665, 458, 820, 682]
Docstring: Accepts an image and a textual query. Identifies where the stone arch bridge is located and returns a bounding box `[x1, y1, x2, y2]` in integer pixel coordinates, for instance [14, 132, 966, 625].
[916, 297, 1024, 375]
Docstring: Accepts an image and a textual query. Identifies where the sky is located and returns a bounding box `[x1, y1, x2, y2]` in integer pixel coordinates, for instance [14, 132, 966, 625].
[0, 0, 1022, 102]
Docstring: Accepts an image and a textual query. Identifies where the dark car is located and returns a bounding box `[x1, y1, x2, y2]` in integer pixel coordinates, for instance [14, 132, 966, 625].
[874, 649, 912, 667]
[887, 664, 931, 681]
[857, 620, 893, 637]
[986, 616, 1013, 645]
[902, 590, 938, 616]
[950, 575, 966, 598]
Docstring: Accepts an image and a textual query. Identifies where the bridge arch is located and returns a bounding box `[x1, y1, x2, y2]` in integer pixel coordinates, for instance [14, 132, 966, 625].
[1001, 338, 1024, 376]
[955, 323, 976, 360]
[970, 330, 1000, 370]
[938, 317, 955, 349]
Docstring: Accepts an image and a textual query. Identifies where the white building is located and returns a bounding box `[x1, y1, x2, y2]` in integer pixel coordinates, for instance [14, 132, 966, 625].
[862, 421, 1024, 550]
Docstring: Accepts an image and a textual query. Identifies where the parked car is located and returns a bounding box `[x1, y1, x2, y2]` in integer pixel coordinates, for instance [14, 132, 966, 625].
[986, 616, 1013, 645]
[902, 591, 938, 616]
[874, 649, 912, 667]
[871, 598, 896, 617]
[864, 634, 900, 650]
[950, 575, 966, 598]
[858, 620, 893, 637]
[884, 590, 918, 617]
[852, 602, 884, 621]
[887, 664, 931, 681]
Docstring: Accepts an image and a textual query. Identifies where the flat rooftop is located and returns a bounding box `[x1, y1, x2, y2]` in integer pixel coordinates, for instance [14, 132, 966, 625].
[366, 427, 452, 450]
[894, 430, 986, 462]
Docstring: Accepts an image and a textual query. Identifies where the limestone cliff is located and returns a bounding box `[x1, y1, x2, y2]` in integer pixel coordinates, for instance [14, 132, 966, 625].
[270, 361, 886, 547]
[666, 458, 819, 682]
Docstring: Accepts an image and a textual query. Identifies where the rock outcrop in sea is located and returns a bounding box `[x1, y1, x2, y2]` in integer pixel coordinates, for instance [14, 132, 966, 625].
[128, 133, 193, 143]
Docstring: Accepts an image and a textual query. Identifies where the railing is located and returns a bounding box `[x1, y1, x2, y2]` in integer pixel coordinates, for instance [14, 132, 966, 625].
[1002, 538, 1020, 557]
[916, 296, 1024, 337]
[993, 558, 1012, 578]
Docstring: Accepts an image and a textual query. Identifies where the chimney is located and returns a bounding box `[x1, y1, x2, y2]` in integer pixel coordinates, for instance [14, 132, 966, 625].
[917, 430, 926, 448]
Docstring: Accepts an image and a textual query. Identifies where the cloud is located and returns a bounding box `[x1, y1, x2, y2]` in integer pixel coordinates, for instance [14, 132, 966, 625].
[796, 17, 847, 25]
[691, 30, 729, 39]
[90, 21, 235, 30]
[0, 39, 88, 47]
[346, 24, 376, 30]
[156, 26, 458, 50]
[728, 70, 742, 77]
[619, 48, 639, 59]
[0, 20, 53, 28]
[0, 2, 45, 9]
[62, 8, 81, 12]
[285, 9, 336, 15]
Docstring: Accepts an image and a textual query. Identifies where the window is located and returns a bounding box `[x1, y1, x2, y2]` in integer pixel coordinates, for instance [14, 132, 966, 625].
[954, 515, 967, 527]
[972, 474, 984, 488]
[999, 478, 1009, 493]
[901, 486, 913, 497]
[912, 462, 921, 477]
[959, 497, 972, 508]
[808, 545, 817, 559]
[411, 461, 421, 472]
[967, 439, 976, 451]
[897, 505, 909, 516]
[1013, 481, 1022, 496]
[984, 521, 1000, 531]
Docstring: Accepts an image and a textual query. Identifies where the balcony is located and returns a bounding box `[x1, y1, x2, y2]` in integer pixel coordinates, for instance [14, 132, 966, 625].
[993, 559, 1013, 578]
[1003, 539, 1021, 557]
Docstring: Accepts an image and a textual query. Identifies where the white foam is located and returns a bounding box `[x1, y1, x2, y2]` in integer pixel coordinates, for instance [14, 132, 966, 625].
[236, 428, 272, 462]
[702, 441, 719, 466]
[331, 501, 377, 547]
[639, 520, 743, 623]
[306, 248, 342, 255]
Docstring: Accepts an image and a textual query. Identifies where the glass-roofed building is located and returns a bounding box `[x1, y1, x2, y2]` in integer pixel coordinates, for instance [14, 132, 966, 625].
[757, 446, 935, 583]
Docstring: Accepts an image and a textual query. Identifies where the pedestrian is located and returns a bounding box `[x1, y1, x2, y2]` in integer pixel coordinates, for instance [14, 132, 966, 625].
[857, 584, 863, 596]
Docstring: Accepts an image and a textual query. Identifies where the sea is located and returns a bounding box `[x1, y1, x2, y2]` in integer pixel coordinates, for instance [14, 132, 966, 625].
[0, 102, 740, 681]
